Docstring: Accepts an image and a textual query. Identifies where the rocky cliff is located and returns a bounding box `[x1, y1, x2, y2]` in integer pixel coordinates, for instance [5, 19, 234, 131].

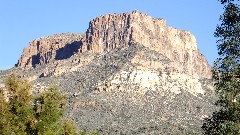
[16, 33, 83, 68]
[16, 10, 211, 79]
[3, 10, 217, 134]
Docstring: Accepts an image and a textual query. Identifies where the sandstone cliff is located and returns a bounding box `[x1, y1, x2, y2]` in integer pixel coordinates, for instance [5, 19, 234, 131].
[16, 10, 211, 79]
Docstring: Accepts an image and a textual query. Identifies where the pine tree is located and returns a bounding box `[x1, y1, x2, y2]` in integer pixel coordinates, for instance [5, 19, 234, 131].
[202, 0, 240, 134]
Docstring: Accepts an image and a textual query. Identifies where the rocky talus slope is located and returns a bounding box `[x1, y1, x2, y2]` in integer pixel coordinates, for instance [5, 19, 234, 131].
[0, 11, 216, 134]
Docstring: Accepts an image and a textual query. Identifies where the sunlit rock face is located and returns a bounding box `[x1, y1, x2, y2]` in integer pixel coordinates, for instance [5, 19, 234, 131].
[87, 10, 211, 79]
[16, 10, 211, 79]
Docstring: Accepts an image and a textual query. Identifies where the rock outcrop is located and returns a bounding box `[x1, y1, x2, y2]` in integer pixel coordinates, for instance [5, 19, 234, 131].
[16, 33, 83, 68]
[16, 10, 211, 79]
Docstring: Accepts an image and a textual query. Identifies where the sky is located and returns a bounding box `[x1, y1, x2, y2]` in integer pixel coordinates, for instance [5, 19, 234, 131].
[0, 1, 223, 70]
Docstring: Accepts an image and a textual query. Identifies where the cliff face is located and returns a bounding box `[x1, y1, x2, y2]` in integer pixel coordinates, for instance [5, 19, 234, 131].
[86, 10, 211, 79]
[16, 33, 83, 68]
[16, 10, 211, 79]
[3, 10, 216, 134]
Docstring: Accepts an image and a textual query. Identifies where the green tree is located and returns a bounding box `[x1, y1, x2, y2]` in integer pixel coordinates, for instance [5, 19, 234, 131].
[0, 74, 35, 135]
[0, 75, 79, 135]
[33, 86, 66, 134]
[202, 0, 240, 134]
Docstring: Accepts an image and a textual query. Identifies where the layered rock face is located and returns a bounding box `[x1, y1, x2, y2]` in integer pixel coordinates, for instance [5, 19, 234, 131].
[16, 10, 211, 79]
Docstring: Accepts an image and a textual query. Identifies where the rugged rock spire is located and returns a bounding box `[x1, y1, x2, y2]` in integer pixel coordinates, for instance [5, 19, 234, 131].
[16, 10, 211, 79]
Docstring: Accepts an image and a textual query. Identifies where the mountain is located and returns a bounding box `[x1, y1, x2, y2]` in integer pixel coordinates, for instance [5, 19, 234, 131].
[0, 10, 216, 134]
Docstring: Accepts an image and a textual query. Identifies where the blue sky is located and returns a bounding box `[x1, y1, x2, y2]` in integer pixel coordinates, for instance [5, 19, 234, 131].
[0, 1, 223, 70]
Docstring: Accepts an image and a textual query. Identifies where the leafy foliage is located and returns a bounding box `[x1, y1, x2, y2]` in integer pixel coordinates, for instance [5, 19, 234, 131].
[0, 74, 35, 135]
[33, 86, 66, 134]
[202, 0, 240, 134]
[0, 75, 79, 135]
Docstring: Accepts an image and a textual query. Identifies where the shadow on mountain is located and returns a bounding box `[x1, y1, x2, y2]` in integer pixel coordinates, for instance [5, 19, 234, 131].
[55, 41, 83, 60]
[31, 54, 40, 68]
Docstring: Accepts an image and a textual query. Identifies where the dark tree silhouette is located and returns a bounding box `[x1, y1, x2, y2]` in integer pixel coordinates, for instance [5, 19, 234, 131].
[202, 0, 240, 134]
